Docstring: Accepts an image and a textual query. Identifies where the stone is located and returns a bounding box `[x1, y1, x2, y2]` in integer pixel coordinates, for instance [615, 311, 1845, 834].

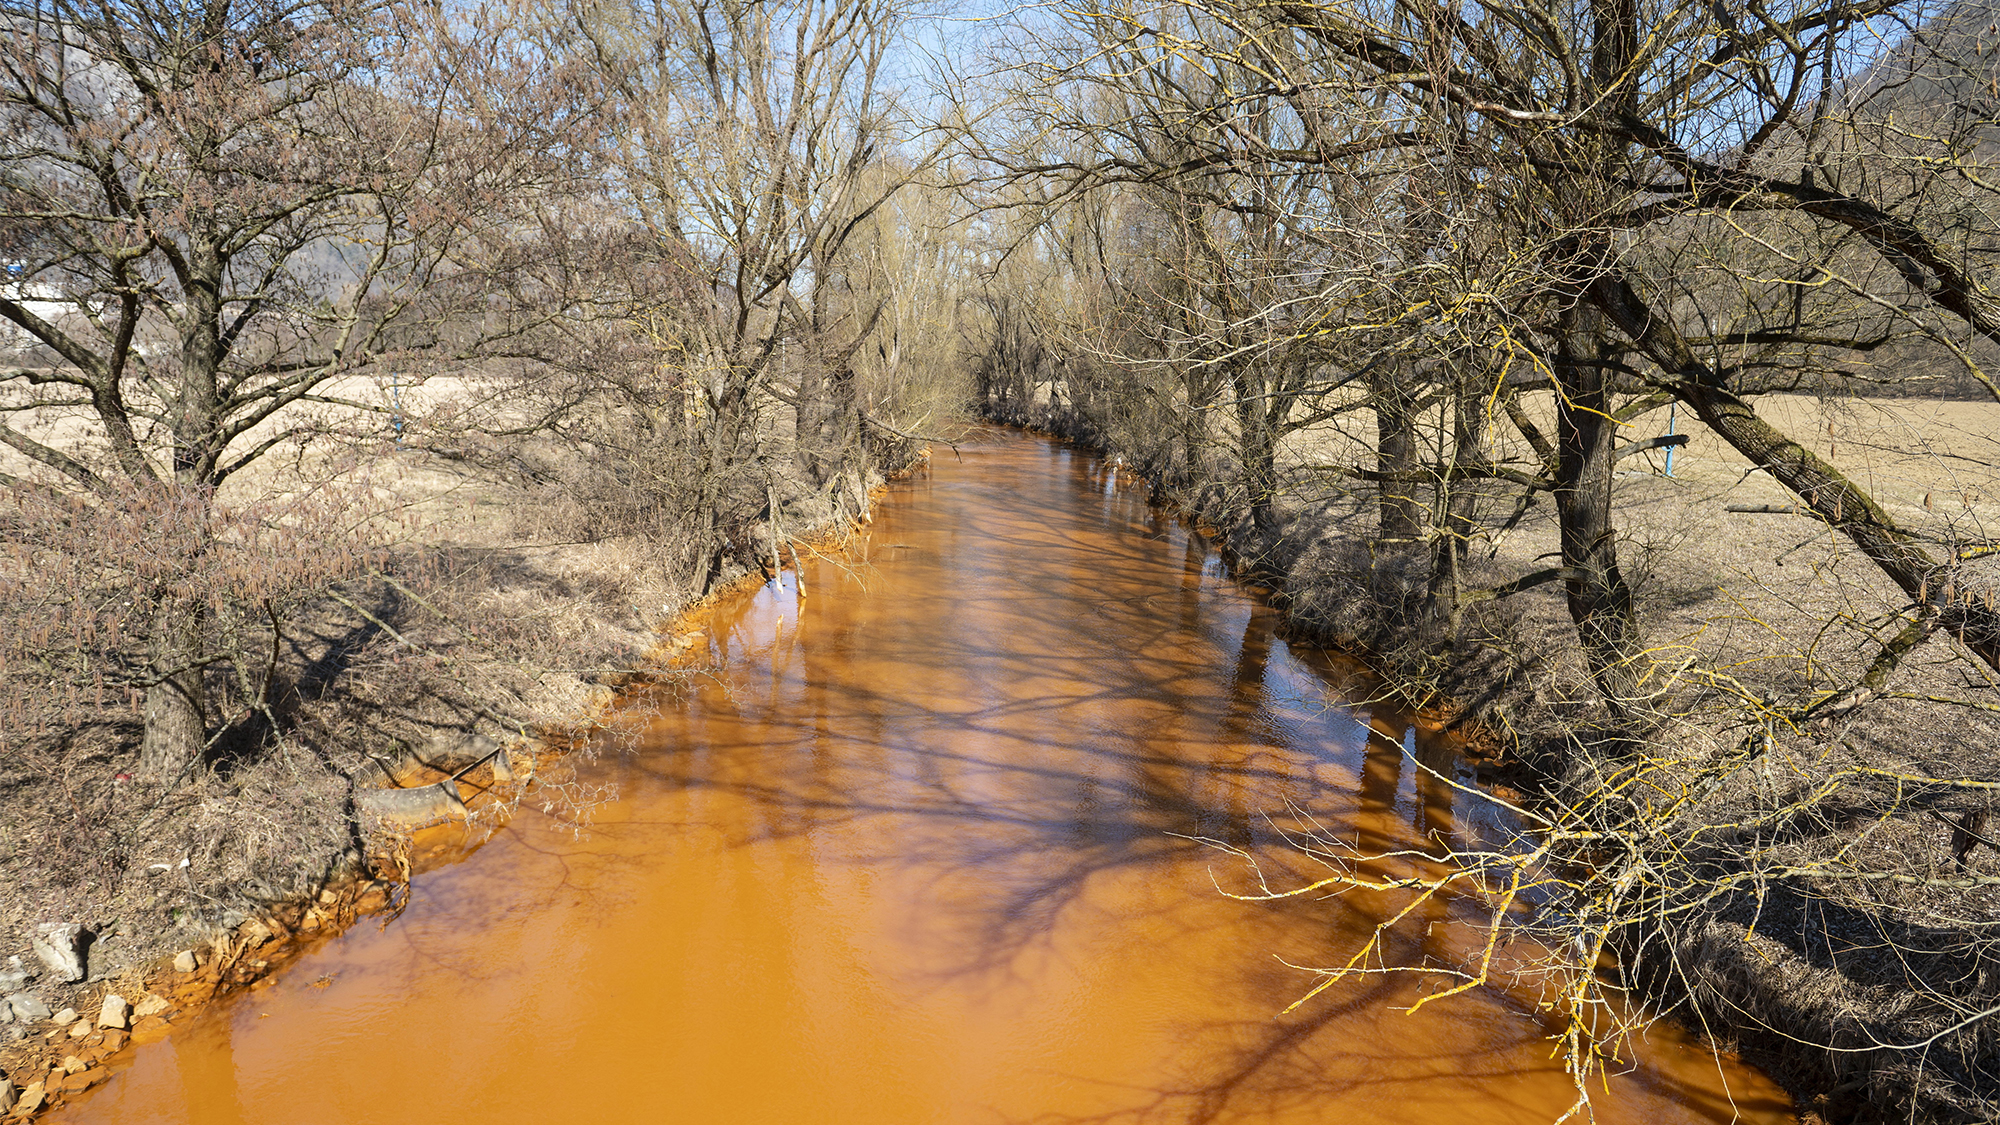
[62, 1067, 107, 1093]
[18, 1080, 44, 1114]
[132, 994, 169, 1019]
[59, 1056, 84, 1076]
[172, 950, 199, 973]
[6, 994, 49, 1022]
[98, 1029, 126, 1051]
[67, 1018, 90, 1039]
[97, 994, 129, 1030]
[239, 919, 273, 947]
[354, 780, 469, 828]
[49, 1008, 76, 1026]
[424, 730, 500, 771]
[0, 1078, 13, 1113]
[30, 922, 86, 982]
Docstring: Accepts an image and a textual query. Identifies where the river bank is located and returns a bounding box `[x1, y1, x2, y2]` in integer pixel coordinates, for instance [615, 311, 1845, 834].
[990, 401, 2000, 1125]
[19, 429, 1793, 1125]
[0, 427, 919, 1121]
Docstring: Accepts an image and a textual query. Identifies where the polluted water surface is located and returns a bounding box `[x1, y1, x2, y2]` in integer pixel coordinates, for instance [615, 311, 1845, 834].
[51, 430, 1794, 1125]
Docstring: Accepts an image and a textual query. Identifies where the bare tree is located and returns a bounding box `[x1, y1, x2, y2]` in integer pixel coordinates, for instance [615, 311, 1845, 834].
[966, 0, 2000, 1116]
[0, 0, 572, 780]
[523, 0, 942, 593]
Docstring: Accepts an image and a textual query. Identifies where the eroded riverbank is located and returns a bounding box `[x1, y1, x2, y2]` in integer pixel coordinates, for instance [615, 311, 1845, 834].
[34, 431, 1792, 1125]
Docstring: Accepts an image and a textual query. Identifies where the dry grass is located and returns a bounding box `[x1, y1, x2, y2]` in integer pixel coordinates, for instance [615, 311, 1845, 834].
[0, 366, 684, 1039]
[0, 340, 909, 1084]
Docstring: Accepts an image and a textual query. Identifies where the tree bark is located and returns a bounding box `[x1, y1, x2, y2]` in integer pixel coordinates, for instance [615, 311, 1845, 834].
[141, 594, 207, 780]
[1370, 365, 1424, 543]
[1235, 368, 1281, 540]
[1553, 304, 1645, 720]
[141, 233, 226, 779]
[1428, 351, 1490, 632]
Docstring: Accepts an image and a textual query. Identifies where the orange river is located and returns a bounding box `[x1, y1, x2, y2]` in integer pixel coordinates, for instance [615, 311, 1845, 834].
[52, 429, 1793, 1125]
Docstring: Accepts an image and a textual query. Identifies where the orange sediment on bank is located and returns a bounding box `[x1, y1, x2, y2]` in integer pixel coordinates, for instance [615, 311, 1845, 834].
[0, 469, 909, 1123]
[25, 433, 1799, 1125]
[0, 874, 401, 1121]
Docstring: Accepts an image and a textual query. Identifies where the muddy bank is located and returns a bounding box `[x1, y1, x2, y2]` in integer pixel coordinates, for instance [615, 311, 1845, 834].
[992, 402, 1998, 1125]
[0, 443, 919, 1121]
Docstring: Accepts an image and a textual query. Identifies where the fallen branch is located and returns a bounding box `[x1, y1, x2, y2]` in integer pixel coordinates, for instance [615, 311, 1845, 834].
[861, 412, 960, 459]
[1725, 503, 1802, 515]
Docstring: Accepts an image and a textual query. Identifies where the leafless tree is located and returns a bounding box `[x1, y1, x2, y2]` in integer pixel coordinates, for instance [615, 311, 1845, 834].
[0, 0, 578, 780]
[519, 0, 946, 594]
[966, 0, 2000, 1116]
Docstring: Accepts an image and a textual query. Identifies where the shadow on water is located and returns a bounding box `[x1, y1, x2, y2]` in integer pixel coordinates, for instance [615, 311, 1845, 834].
[51, 430, 1792, 1125]
[437, 432, 1782, 1124]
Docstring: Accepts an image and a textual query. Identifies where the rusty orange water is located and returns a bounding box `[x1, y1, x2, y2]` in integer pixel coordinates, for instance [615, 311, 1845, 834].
[55, 431, 1792, 1125]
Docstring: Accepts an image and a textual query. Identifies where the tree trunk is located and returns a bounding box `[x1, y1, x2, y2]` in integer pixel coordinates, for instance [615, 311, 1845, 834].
[142, 237, 225, 780]
[1370, 365, 1424, 543]
[795, 359, 834, 487]
[141, 593, 207, 780]
[1428, 351, 1490, 632]
[1553, 304, 1644, 721]
[1176, 391, 1209, 492]
[795, 360, 859, 494]
[1235, 369, 1281, 540]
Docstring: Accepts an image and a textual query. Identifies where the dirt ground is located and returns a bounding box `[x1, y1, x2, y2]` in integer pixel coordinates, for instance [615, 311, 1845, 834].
[1273, 392, 2000, 736]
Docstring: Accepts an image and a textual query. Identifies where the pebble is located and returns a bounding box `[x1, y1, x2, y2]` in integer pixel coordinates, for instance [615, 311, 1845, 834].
[29, 923, 86, 983]
[67, 1019, 91, 1039]
[49, 1008, 76, 1027]
[0, 1078, 13, 1113]
[18, 1080, 44, 1113]
[132, 994, 169, 1019]
[5, 994, 49, 1022]
[59, 1056, 84, 1076]
[173, 950, 199, 973]
[98, 994, 130, 1030]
